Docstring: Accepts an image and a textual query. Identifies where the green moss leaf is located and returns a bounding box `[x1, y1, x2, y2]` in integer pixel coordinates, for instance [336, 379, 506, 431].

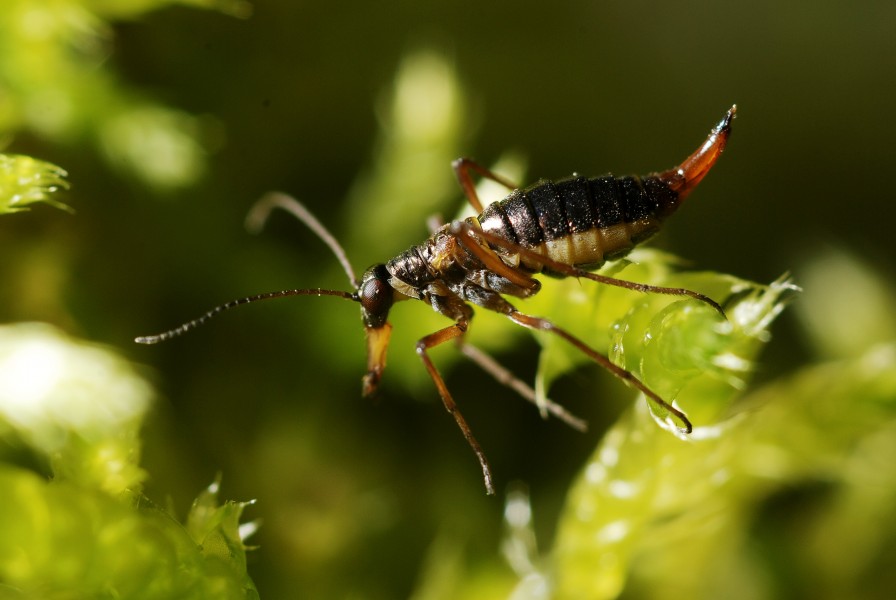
[545, 272, 796, 599]
[0, 154, 70, 214]
[0, 324, 258, 598]
[0, 466, 257, 599]
[186, 478, 258, 581]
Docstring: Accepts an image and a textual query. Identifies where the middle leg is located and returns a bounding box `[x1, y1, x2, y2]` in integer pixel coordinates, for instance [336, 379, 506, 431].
[458, 342, 588, 432]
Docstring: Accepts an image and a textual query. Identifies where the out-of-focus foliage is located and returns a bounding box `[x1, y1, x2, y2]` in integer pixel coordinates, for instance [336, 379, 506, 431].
[0, 324, 258, 598]
[796, 249, 896, 360]
[0, 467, 258, 599]
[344, 51, 470, 254]
[0, 323, 150, 493]
[485, 251, 896, 600]
[0, 154, 70, 214]
[0, 0, 246, 188]
[83, 0, 252, 21]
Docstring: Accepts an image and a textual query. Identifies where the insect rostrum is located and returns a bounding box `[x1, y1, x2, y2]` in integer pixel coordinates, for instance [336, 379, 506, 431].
[137, 106, 736, 495]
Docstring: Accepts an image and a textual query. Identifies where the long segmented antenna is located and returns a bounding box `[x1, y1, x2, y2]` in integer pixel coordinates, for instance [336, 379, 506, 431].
[135, 288, 357, 344]
[246, 192, 360, 289]
[136, 192, 362, 345]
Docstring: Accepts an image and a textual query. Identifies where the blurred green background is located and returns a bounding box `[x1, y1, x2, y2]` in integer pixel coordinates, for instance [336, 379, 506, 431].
[2, 0, 896, 598]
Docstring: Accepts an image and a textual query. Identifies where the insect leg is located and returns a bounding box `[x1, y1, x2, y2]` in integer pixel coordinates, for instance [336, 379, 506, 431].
[558, 270, 724, 316]
[452, 227, 696, 433]
[451, 221, 725, 317]
[447, 222, 542, 294]
[416, 314, 495, 495]
[452, 158, 520, 214]
[459, 281, 693, 434]
[458, 342, 588, 432]
[506, 310, 693, 433]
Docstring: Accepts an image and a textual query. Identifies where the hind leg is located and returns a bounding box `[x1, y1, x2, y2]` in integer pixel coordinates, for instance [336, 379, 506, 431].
[450, 220, 725, 317]
[452, 157, 519, 214]
[457, 280, 694, 435]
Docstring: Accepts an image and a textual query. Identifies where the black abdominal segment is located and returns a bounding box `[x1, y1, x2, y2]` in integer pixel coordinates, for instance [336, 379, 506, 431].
[477, 173, 678, 270]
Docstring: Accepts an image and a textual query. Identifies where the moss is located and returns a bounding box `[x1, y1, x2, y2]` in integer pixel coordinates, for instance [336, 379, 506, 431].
[0, 324, 257, 598]
[0, 154, 70, 214]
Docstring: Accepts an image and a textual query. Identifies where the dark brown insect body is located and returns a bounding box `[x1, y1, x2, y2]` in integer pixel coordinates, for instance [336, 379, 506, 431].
[480, 174, 679, 269]
[138, 106, 736, 495]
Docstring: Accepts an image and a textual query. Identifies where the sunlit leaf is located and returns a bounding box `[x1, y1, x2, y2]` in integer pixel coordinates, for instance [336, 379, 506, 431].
[0, 467, 258, 599]
[0, 323, 149, 493]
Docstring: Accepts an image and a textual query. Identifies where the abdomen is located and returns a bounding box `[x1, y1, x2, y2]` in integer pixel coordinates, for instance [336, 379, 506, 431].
[476, 174, 678, 272]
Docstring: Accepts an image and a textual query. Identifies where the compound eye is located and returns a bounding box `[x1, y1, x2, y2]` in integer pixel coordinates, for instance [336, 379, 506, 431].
[360, 278, 388, 311]
[359, 272, 394, 328]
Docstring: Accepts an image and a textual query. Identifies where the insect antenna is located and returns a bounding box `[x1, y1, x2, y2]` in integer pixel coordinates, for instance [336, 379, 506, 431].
[246, 191, 359, 288]
[135, 288, 357, 344]
[136, 192, 360, 345]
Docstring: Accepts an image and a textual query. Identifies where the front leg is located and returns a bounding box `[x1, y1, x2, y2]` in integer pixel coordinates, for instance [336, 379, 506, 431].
[416, 315, 495, 495]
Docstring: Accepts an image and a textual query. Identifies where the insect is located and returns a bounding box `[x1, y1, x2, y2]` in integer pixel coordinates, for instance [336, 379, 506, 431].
[137, 106, 736, 494]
